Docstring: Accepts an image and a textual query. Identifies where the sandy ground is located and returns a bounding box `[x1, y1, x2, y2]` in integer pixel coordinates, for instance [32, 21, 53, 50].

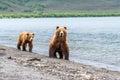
[0, 45, 120, 80]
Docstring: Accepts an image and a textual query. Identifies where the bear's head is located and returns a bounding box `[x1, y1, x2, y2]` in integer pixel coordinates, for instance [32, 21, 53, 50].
[26, 32, 35, 42]
[55, 26, 67, 40]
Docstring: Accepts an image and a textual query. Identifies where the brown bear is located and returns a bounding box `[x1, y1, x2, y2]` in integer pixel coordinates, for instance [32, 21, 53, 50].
[49, 26, 69, 60]
[17, 32, 35, 52]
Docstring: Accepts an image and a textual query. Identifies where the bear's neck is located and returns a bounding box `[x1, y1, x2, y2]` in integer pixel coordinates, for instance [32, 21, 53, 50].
[54, 36, 67, 43]
[25, 40, 31, 43]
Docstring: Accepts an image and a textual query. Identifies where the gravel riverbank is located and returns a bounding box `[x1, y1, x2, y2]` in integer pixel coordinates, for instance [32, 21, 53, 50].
[0, 45, 120, 80]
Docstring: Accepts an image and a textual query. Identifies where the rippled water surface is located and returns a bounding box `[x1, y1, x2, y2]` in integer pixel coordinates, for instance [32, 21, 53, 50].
[0, 17, 120, 71]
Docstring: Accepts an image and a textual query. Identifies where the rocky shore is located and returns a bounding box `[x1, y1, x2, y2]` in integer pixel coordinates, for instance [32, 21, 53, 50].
[0, 45, 120, 80]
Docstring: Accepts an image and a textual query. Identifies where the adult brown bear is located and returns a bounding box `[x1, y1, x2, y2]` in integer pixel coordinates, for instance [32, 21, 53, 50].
[17, 32, 34, 52]
[49, 26, 69, 60]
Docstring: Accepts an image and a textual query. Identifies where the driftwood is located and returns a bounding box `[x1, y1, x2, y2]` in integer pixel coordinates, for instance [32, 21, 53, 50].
[8, 56, 41, 61]
[0, 48, 6, 50]
[27, 57, 41, 61]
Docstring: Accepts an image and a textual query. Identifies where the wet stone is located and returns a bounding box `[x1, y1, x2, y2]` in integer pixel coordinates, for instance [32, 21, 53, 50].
[0, 53, 6, 57]
[0, 48, 6, 57]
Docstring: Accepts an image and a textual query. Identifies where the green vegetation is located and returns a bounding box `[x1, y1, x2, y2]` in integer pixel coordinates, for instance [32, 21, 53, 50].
[0, 4, 8, 10]
[0, 12, 120, 18]
[0, 0, 120, 17]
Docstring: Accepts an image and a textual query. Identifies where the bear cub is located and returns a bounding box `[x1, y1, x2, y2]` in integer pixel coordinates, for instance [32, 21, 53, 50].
[49, 26, 69, 60]
[17, 32, 34, 52]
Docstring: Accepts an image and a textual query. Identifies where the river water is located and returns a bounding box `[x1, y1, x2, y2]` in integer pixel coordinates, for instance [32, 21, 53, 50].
[0, 17, 120, 71]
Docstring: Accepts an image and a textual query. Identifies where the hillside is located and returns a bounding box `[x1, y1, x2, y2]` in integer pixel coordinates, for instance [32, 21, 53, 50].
[0, 0, 120, 14]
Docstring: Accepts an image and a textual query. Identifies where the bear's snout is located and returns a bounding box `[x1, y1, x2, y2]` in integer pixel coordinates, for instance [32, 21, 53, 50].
[29, 37, 34, 41]
[59, 31, 64, 37]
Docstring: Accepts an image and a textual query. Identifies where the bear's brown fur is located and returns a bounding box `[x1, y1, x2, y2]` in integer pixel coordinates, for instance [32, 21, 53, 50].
[49, 26, 69, 60]
[17, 32, 34, 52]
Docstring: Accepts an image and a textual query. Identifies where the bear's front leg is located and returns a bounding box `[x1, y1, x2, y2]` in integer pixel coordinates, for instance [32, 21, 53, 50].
[49, 47, 56, 58]
[58, 51, 63, 59]
[17, 40, 22, 50]
[22, 42, 27, 51]
[17, 43, 21, 50]
[29, 42, 33, 52]
[64, 53, 69, 60]
[62, 45, 69, 60]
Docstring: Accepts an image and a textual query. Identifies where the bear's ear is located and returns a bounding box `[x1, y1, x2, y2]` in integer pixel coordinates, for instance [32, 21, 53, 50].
[64, 26, 67, 30]
[56, 26, 59, 29]
[32, 33, 34, 36]
[26, 33, 29, 36]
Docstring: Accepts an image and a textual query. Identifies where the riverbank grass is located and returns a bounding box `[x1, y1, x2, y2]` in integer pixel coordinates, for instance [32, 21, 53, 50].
[0, 12, 120, 18]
